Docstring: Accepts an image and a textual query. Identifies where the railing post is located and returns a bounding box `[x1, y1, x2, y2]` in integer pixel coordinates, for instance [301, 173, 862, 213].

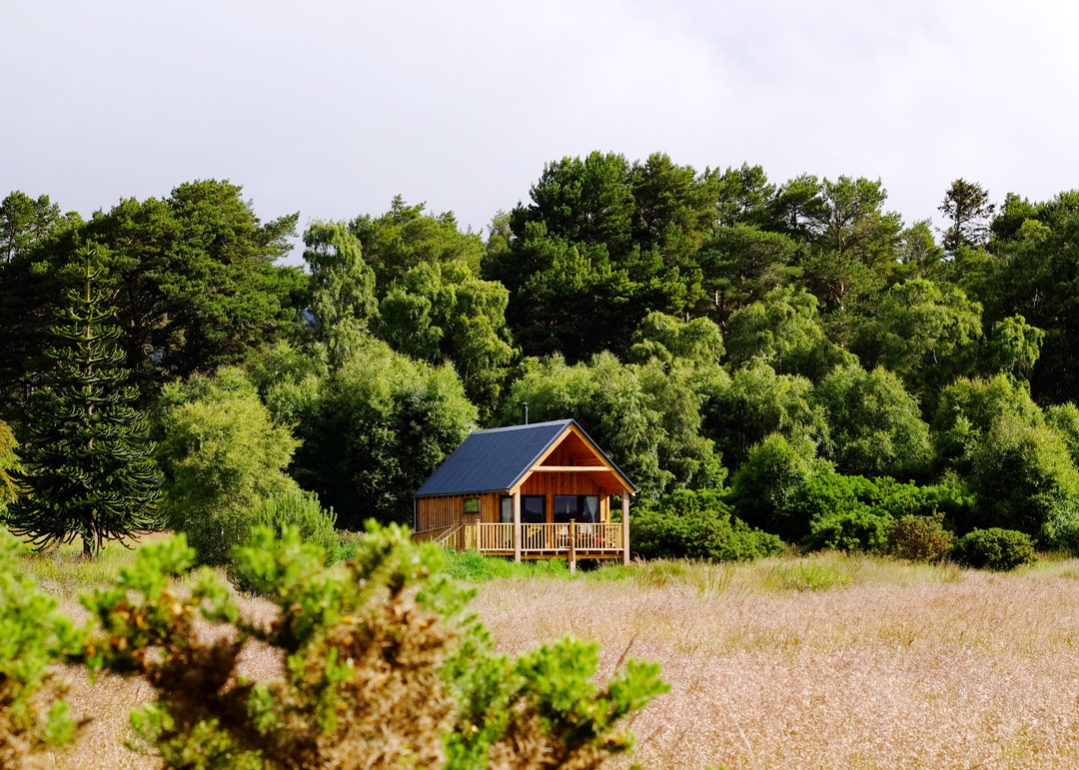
[569, 519, 576, 574]
[622, 490, 630, 566]
[513, 489, 521, 563]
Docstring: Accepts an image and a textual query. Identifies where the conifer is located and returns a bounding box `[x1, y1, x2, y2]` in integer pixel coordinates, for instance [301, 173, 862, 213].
[8, 244, 161, 555]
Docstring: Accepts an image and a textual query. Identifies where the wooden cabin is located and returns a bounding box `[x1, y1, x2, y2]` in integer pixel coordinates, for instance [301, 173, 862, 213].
[413, 419, 636, 568]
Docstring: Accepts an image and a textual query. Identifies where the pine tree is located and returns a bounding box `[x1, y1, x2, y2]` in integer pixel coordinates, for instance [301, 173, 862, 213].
[8, 244, 161, 555]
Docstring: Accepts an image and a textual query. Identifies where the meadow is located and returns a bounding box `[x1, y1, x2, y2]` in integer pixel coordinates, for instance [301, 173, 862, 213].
[24, 544, 1079, 769]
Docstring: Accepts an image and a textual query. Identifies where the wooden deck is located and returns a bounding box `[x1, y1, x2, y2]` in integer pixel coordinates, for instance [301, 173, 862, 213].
[414, 521, 625, 565]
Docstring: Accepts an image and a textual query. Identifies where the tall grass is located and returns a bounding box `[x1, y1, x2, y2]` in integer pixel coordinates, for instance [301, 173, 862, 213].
[469, 553, 1079, 769]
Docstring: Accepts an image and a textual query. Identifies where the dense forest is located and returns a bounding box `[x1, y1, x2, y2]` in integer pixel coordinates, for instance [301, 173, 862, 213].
[3, 152, 1079, 565]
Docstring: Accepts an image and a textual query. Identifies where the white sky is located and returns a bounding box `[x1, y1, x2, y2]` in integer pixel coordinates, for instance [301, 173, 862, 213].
[4, 0, 1079, 263]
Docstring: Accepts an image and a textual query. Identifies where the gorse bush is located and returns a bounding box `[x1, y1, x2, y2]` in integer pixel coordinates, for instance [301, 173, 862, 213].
[72, 522, 667, 768]
[0, 531, 82, 765]
[634, 489, 783, 561]
[951, 528, 1036, 571]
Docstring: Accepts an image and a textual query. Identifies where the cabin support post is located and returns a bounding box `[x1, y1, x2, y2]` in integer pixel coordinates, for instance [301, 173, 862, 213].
[622, 490, 630, 566]
[568, 519, 577, 574]
[513, 488, 521, 563]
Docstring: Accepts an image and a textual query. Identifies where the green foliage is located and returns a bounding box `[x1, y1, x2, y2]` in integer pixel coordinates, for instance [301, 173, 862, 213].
[812, 364, 932, 478]
[442, 549, 570, 582]
[281, 333, 477, 528]
[951, 528, 1036, 571]
[0, 530, 82, 764]
[726, 287, 856, 380]
[767, 560, 853, 592]
[983, 315, 1044, 380]
[76, 523, 666, 769]
[968, 416, 1079, 549]
[696, 222, 799, 318]
[303, 221, 378, 345]
[698, 360, 828, 468]
[728, 432, 828, 541]
[8, 245, 162, 555]
[932, 374, 1045, 472]
[0, 419, 19, 520]
[503, 353, 724, 499]
[632, 489, 783, 561]
[229, 488, 341, 591]
[350, 195, 486, 291]
[376, 259, 515, 416]
[786, 472, 974, 537]
[887, 513, 956, 562]
[802, 508, 893, 554]
[630, 311, 723, 367]
[855, 278, 983, 405]
[155, 368, 299, 564]
[484, 151, 713, 360]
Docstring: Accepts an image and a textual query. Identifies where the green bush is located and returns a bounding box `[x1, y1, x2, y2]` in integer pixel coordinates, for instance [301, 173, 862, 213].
[634, 489, 784, 561]
[951, 528, 1036, 571]
[786, 472, 974, 542]
[886, 513, 956, 562]
[802, 507, 892, 554]
[230, 488, 341, 591]
[728, 432, 828, 541]
[75, 523, 668, 768]
[0, 531, 81, 764]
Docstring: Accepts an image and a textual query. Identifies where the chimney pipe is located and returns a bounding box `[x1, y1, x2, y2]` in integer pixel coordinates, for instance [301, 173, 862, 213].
[522, 402, 529, 425]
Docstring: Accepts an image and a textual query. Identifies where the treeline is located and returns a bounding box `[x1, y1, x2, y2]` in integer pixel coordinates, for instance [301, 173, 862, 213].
[4, 154, 1079, 562]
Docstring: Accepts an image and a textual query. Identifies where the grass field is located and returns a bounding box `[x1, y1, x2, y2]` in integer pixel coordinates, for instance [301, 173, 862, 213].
[26, 544, 1079, 769]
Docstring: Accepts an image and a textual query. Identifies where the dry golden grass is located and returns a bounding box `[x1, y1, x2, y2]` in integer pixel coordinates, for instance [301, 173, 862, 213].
[471, 554, 1079, 769]
[28, 550, 1079, 769]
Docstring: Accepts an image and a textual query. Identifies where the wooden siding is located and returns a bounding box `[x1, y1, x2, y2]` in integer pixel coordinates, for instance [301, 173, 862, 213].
[417, 492, 502, 531]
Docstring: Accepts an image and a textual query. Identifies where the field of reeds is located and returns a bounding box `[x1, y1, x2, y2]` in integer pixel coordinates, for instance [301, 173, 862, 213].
[25, 545, 1079, 769]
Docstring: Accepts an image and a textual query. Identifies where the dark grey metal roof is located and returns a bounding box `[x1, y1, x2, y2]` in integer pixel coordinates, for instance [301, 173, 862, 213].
[415, 419, 635, 497]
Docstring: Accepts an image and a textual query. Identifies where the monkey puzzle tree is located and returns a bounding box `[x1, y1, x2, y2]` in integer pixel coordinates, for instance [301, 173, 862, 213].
[8, 245, 161, 555]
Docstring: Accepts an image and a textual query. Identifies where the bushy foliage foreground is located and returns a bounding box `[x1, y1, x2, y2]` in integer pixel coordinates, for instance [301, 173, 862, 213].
[1, 524, 667, 769]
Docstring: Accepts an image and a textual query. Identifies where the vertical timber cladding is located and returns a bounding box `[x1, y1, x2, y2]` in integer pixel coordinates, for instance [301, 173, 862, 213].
[416, 496, 458, 531]
[417, 493, 502, 530]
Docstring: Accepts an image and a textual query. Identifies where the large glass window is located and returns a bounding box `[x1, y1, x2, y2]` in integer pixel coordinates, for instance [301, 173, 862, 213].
[521, 495, 546, 524]
[553, 495, 600, 523]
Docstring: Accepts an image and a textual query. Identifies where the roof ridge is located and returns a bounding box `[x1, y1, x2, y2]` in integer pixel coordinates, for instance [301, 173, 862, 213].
[471, 418, 574, 434]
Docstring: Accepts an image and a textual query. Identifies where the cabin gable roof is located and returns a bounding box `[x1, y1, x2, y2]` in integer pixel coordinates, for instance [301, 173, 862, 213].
[415, 419, 635, 498]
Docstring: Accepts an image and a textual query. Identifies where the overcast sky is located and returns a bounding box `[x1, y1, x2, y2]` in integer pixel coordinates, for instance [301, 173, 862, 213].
[4, 1, 1079, 264]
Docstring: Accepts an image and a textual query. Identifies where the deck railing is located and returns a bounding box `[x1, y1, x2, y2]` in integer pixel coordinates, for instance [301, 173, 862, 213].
[474, 522, 622, 553]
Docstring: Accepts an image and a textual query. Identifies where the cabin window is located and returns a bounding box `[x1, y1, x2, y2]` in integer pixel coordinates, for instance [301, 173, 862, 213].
[521, 495, 546, 524]
[553, 495, 600, 524]
[463, 498, 480, 515]
[500, 495, 513, 523]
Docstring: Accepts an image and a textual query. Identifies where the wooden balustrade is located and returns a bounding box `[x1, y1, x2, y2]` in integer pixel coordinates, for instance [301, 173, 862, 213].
[472, 521, 622, 554]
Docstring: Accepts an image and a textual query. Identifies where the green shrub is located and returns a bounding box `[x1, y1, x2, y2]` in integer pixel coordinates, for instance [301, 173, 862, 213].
[0, 531, 82, 764]
[76, 523, 668, 768]
[886, 513, 956, 562]
[802, 507, 892, 553]
[230, 488, 341, 591]
[728, 433, 828, 540]
[634, 489, 784, 561]
[951, 528, 1036, 571]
